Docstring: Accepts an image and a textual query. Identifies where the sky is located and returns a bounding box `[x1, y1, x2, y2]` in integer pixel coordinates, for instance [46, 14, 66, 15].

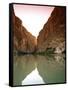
[14, 4, 54, 38]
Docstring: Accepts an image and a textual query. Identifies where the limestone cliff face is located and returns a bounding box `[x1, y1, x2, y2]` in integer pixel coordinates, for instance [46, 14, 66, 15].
[11, 6, 36, 53]
[37, 7, 66, 53]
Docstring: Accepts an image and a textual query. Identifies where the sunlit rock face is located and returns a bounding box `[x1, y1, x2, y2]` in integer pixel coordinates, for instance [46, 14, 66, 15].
[11, 6, 36, 53]
[11, 6, 66, 53]
[37, 7, 66, 53]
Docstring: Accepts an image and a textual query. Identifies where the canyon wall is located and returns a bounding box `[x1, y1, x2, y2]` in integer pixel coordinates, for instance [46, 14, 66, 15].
[11, 6, 36, 53]
[11, 6, 66, 54]
[37, 7, 66, 53]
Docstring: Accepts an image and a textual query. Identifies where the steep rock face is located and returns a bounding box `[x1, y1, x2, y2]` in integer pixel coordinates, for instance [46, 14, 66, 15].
[37, 7, 66, 53]
[11, 6, 36, 53]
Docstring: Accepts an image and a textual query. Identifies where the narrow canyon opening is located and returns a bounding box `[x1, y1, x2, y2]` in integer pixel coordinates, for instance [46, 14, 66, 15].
[12, 4, 66, 53]
[13, 5, 55, 50]
[14, 5, 54, 39]
[11, 4, 66, 86]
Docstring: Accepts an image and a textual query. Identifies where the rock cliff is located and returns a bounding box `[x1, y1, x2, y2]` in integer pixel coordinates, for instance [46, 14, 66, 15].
[11, 6, 66, 54]
[11, 6, 36, 53]
[37, 7, 66, 53]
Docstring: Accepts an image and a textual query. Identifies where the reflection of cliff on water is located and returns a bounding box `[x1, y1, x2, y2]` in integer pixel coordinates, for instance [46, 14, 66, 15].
[13, 55, 36, 86]
[13, 54, 65, 86]
[37, 54, 65, 84]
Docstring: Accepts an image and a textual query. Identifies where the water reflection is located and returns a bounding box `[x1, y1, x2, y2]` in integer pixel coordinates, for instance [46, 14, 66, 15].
[37, 54, 65, 84]
[13, 54, 65, 86]
[22, 67, 45, 85]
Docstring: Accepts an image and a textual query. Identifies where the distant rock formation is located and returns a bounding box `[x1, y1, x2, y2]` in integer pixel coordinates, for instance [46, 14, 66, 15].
[11, 6, 36, 53]
[37, 7, 66, 53]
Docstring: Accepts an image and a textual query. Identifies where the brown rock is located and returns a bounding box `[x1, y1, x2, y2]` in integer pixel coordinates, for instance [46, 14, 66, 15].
[37, 7, 66, 53]
[11, 6, 36, 53]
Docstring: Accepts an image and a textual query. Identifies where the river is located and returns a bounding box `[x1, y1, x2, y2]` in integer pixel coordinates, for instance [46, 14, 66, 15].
[13, 54, 65, 86]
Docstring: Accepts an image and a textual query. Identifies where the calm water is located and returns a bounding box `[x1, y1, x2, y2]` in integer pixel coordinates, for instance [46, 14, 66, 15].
[13, 54, 65, 86]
